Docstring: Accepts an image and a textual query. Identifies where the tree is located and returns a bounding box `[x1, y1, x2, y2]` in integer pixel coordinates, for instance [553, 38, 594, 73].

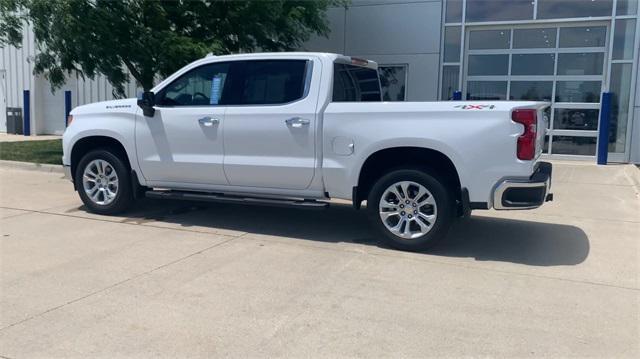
[0, 0, 344, 95]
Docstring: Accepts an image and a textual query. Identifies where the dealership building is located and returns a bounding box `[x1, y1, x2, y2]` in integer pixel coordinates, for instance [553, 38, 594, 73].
[1, 0, 639, 163]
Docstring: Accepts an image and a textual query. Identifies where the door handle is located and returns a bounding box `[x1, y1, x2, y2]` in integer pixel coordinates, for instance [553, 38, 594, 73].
[285, 117, 310, 128]
[198, 116, 220, 127]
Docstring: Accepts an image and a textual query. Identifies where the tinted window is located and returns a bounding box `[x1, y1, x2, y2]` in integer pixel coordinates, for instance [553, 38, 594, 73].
[232, 60, 307, 105]
[466, 0, 533, 22]
[158, 63, 232, 106]
[332, 64, 382, 102]
[378, 65, 406, 101]
[538, 0, 612, 19]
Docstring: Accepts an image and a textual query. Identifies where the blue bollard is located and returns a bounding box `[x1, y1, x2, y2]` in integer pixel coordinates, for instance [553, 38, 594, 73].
[23, 90, 30, 136]
[65, 90, 72, 126]
[452, 91, 462, 101]
[597, 92, 612, 165]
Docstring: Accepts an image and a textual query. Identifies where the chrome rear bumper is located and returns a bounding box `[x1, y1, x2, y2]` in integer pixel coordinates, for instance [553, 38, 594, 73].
[493, 162, 553, 210]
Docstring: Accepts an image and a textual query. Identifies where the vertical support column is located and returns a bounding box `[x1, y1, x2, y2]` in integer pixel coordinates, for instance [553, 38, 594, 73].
[597, 92, 612, 165]
[23, 90, 30, 136]
[65, 90, 72, 127]
[452, 91, 462, 100]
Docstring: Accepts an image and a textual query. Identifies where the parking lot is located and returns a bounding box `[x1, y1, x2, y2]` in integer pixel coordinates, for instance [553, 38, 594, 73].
[0, 161, 638, 357]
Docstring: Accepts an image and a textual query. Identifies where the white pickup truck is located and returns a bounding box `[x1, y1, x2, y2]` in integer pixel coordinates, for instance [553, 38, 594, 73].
[63, 52, 552, 251]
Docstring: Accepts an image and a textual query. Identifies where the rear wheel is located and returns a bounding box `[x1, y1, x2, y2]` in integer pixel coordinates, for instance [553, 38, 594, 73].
[75, 149, 133, 215]
[367, 168, 454, 251]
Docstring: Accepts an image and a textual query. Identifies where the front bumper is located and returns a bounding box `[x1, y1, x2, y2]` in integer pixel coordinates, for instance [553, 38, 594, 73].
[493, 161, 553, 210]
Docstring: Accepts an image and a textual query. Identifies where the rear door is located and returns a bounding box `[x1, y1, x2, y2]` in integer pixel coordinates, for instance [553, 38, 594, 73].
[223, 58, 320, 190]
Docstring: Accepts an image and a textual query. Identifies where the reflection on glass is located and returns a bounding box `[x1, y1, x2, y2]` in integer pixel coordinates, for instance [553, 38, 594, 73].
[468, 55, 509, 76]
[441, 65, 460, 100]
[543, 135, 550, 154]
[609, 64, 633, 153]
[559, 26, 607, 47]
[510, 81, 553, 101]
[466, 0, 533, 22]
[613, 19, 636, 60]
[557, 53, 604, 75]
[444, 26, 461, 62]
[555, 81, 602, 102]
[538, 0, 613, 19]
[378, 66, 406, 102]
[553, 109, 599, 131]
[617, 0, 638, 15]
[551, 136, 597, 156]
[469, 29, 511, 49]
[513, 28, 557, 48]
[511, 54, 555, 75]
[466, 81, 507, 100]
[445, 0, 462, 23]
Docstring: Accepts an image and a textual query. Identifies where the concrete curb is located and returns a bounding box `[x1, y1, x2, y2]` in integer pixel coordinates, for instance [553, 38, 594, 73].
[0, 159, 64, 174]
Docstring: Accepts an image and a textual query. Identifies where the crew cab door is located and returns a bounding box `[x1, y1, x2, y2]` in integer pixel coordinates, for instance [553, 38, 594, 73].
[223, 58, 319, 190]
[135, 62, 232, 185]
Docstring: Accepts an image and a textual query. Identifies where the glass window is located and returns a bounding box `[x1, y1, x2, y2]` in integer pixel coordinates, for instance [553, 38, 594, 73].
[158, 63, 232, 106]
[551, 136, 597, 156]
[559, 26, 607, 48]
[441, 65, 460, 100]
[510, 81, 553, 101]
[332, 63, 382, 102]
[444, 26, 461, 62]
[466, 81, 507, 100]
[468, 55, 509, 76]
[233, 60, 307, 105]
[557, 53, 604, 75]
[466, 0, 533, 22]
[616, 0, 638, 15]
[613, 19, 636, 60]
[609, 63, 633, 152]
[538, 0, 613, 19]
[511, 54, 556, 75]
[513, 28, 557, 48]
[378, 65, 406, 101]
[553, 109, 600, 130]
[445, 0, 462, 23]
[555, 81, 602, 102]
[469, 29, 511, 50]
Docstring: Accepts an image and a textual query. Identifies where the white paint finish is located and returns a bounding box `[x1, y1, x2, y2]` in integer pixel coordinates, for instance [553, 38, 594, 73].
[345, 1, 442, 55]
[64, 52, 548, 208]
[135, 106, 227, 185]
[304, 7, 346, 54]
[353, 53, 441, 100]
[223, 56, 323, 190]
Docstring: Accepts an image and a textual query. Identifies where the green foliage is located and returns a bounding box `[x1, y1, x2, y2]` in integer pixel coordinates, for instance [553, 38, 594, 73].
[0, 139, 62, 164]
[0, 0, 345, 95]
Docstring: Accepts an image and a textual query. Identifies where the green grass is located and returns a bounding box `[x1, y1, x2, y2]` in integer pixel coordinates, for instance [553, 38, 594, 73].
[0, 139, 63, 165]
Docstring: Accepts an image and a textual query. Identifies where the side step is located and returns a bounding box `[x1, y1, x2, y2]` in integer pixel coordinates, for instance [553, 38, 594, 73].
[145, 190, 329, 209]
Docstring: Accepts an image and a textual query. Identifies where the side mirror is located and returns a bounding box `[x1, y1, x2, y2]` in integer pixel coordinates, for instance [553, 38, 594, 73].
[137, 91, 156, 117]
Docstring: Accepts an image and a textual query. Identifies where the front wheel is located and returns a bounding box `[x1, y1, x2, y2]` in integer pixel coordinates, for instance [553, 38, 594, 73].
[75, 149, 133, 215]
[367, 169, 454, 251]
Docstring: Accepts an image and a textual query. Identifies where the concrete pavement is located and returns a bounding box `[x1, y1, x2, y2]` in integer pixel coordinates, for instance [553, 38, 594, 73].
[0, 162, 638, 357]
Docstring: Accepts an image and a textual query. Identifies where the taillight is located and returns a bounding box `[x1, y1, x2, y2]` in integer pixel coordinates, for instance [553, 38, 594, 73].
[512, 109, 537, 160]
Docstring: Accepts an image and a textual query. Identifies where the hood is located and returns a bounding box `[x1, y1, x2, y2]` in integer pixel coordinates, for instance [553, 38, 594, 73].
[70, 98, 138, 116]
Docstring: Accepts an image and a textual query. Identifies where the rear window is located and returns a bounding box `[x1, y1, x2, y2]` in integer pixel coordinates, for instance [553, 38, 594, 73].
[229, 60, 308, 105]
[332, 63, 382, 102]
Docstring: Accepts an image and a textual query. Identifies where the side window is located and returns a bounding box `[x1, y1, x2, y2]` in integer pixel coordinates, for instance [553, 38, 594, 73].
[332, 63, 382, 102]
[157, 63, 231, 106]
[233, 60, 308, 105]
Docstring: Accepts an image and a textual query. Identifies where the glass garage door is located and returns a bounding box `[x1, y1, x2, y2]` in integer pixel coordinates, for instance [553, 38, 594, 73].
[463, 24, 608, 157]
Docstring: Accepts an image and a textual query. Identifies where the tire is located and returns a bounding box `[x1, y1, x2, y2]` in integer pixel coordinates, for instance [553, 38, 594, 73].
[75, 149, 134, 215]
[366, 168, 454, 251]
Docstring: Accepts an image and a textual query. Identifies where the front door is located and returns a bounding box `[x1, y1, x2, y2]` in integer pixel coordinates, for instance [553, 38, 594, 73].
[136, 62, 232, 185]
[223, 58, 319, 190]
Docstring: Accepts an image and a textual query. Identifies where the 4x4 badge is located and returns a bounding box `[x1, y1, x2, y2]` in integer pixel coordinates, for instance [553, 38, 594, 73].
[454, 104, 496, 110]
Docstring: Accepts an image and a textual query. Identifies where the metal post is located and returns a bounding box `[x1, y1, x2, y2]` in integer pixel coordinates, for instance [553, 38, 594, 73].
[452, 90, 462, 101]
[65, 90, 72, 126]
[23, 90, 30, 136]
[597, 92, 612, 165]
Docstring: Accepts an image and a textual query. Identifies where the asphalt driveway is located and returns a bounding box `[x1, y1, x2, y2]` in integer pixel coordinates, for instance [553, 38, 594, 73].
[0, 161, 638, 357]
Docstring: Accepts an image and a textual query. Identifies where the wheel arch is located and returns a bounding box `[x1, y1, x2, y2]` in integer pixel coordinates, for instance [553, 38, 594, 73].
[70, 135, 132, 187]
[354, 146, 463, 210]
